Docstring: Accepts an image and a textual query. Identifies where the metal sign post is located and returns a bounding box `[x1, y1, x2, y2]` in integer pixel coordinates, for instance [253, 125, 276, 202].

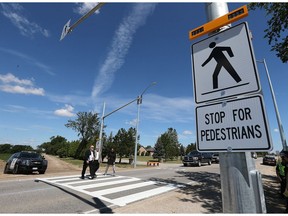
[203, 3, 267, 213]
[189, 3, 267, 213]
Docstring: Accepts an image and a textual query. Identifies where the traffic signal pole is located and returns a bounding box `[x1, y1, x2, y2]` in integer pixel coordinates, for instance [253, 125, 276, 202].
[205, 2, 266, 213]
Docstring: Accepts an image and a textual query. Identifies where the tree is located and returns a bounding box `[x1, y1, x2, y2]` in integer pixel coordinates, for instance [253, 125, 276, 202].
[154, 128, 179, 161]
[67, 140, 80, 158]
[11, 145, 33, 153]
[65, 111, 101, 159]
[38, 136, 67, 156]
[179, 144, 185, 159]
[248, 3, 288, 63]
[154, 135, 165, 161]
[102, 132, 114, 159]
[185, 143, 196, 154]
[113, 127, 136, 163]
[0, 144, 13, 153]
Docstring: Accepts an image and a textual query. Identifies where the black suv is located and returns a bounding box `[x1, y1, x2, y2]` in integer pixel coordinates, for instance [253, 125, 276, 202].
[211, 153, 219, 163]
[183, 151, 212, 167]
[3, 151, 48, 174]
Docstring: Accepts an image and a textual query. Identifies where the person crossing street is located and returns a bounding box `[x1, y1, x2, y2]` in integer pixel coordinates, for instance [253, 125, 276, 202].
[81, 145, 95, 179]
[104, 148, 116, 176]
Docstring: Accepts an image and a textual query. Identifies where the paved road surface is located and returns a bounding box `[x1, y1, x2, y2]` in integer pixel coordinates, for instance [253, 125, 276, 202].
[0, 154, 286, 213]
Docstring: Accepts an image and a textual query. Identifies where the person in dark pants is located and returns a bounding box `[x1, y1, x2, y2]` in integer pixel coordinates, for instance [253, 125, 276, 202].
[276, 152, 287, 197]
[81, 145, 95, 179]
[104, 148, 116, 176]
[280, 150, 288, 212]
[89, 147, 100, 179]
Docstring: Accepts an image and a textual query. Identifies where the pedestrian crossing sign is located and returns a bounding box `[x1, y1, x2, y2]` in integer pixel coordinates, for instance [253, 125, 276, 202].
[191, 22, 261, 104]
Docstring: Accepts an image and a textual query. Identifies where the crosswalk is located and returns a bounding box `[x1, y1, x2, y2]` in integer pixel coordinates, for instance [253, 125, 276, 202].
[35, 173, 176, 207]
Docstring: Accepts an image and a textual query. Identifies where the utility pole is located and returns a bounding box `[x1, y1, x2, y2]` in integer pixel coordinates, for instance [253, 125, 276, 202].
[257, 59, 287, 151]
[97, 82, 156, 168]
[97, 102, 106, 163]
[205, 3, 266, 213]
[133, 82, 156, 168]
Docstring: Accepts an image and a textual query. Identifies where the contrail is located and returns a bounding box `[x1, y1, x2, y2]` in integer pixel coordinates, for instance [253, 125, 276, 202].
[91, 3, 156, 102]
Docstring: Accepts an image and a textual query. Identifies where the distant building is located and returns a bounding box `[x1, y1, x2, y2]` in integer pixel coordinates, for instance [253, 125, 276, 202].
[138, 146, 147, 156]
[146, 147, 155, 156]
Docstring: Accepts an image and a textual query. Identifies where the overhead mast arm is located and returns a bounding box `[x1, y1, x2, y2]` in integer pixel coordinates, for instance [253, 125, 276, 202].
[60, 3, 105, 40]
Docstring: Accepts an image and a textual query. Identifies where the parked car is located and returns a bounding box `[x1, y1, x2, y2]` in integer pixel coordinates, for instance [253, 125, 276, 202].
[211, 153, 219, 163]
[183, 151, 212, 167]
[3, 151, 48, 174]
[262, 154, 276, 166]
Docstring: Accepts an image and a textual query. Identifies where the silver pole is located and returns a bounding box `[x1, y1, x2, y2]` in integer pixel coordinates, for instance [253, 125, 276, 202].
[133, 82, 156, 168]
[205, 2, 265, 213]
[98, 102, 106, 163]
[133, 96, 141, 168]
[257, 59, 287, 151]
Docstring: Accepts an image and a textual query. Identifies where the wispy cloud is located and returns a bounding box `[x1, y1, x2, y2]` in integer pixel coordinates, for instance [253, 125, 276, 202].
[0, 3, 50, 38]
[91, 3, 156, 102]
[101, 93, 194, 124]
[54, 104, 76, 117]
[142, 94, 195, 123]
[0, 104, 52, 118]
[47, 93, 91, 107]
[0, 47, 54, 75]
[0, 73, 45, 96]
[182, 130, 193, 135]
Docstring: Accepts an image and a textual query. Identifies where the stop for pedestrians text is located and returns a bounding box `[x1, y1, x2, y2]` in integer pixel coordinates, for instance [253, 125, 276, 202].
[200, 107, 262, 142]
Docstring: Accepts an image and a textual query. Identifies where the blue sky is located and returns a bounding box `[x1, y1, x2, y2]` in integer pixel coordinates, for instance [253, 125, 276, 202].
[0, 2, 287, 153]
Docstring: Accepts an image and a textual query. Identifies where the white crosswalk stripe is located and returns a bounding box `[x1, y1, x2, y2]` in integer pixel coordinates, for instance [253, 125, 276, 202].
[36, 173, 176, 207]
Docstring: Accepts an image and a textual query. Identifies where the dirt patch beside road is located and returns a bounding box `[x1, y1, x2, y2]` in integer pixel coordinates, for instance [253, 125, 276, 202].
[0, 154, 81, 180]
[43, 154, 81, 174]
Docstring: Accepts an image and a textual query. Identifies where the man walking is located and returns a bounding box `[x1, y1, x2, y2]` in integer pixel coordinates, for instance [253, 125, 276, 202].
[90, 147, 100, 179]
[104, 148, 116, 176]
[81, 145, 95, 179]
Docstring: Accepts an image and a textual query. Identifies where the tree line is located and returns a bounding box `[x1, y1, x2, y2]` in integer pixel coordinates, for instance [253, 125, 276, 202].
[0, 111, 197, 163]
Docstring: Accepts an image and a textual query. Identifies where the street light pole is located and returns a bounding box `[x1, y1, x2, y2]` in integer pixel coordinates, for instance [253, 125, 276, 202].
[257, 59, 287, 151]
[60, 3, 105, 41]
[97, 82, 156, 168]
[97, 102, 106, 163]
[133, 82, 156, 168]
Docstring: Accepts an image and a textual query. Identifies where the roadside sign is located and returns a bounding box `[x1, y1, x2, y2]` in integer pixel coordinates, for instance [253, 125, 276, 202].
[60, 19, 71, 41]
[195, 95, 272, 152]
[192, 22, 260, 104]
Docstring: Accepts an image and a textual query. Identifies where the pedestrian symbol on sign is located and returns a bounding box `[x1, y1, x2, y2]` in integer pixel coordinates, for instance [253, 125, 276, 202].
[201, 42, 242, 89]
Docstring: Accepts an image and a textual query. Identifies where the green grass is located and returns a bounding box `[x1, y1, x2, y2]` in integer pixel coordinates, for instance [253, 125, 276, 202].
[60, 157, 83, 168]
[135, 156, 153, 162]
[0, 153, 181, 168]
[0, 153, 11, 161]
[59, 157, 147, 169]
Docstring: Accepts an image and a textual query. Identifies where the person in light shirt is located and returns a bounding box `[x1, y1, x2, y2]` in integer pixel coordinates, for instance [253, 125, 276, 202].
[90, 147, 100, 178]
[81, 145, 95, 179]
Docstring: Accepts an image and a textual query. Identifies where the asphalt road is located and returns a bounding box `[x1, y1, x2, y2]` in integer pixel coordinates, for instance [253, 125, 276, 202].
[0, 161, 220, 213]
[0, 156, 286, 214]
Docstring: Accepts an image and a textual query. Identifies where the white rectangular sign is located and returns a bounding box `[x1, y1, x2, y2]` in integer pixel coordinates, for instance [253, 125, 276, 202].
[192, 22, 260, 104]
[196, 95, 272, 152]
